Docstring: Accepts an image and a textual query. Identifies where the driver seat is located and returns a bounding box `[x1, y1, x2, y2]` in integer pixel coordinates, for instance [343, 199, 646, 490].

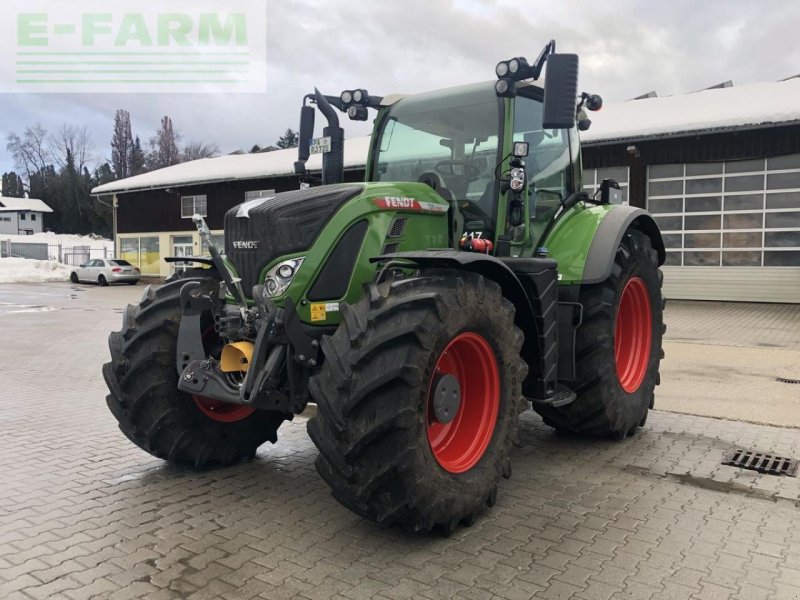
[418, 172, 464, 244]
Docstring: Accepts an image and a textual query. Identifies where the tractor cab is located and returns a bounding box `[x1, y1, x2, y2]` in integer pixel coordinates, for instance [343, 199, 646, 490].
[293, 43, 600, 260]
[367, 80, 581, 256]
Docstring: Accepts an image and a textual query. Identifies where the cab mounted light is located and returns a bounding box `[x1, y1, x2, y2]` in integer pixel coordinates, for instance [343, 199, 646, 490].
[495, 78, 516, 98]
[495, 40, 557, 98]
[339, 88, 372, 120]
[508, 57, 531, 78]
[347, 105, 369, 121]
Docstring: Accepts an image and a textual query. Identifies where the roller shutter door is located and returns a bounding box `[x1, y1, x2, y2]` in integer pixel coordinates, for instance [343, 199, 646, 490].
[646, 155, 800, 302]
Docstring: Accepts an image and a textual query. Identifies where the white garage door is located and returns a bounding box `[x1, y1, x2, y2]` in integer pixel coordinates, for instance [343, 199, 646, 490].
[647, 154, 800, 303]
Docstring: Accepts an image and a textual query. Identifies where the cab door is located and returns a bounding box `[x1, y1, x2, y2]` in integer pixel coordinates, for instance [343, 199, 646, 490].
[511, 89, 579, 256]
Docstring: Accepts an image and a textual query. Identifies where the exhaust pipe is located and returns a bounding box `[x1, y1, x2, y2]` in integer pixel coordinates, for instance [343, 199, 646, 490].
[294, 89, 345, 186]
[314, 88, 344, 185]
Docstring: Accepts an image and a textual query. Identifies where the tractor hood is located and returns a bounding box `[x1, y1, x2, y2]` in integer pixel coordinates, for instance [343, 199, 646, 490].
[224, 183, 364, 293]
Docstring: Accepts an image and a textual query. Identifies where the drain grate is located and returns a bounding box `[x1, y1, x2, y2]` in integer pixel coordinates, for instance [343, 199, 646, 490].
[776, 376, 800, 384]
[722, 448, 799, 477]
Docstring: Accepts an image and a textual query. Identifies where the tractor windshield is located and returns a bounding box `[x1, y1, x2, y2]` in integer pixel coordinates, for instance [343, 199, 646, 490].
[371, 82, 503, 237]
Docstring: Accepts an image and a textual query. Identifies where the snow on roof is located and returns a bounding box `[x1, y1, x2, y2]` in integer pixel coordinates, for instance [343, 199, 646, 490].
[92, 79, 800, 196]
[0, 196, 53, 213]
[92, 136, 373, 195]
[582, 78, 800, 144]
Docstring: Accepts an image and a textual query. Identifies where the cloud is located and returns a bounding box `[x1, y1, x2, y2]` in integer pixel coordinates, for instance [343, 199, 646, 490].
[1, 0, 798, 176]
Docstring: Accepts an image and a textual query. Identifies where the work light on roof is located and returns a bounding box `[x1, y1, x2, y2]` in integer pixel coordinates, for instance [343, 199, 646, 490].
[495, 78, 516, 98]
[495, 61, 509, 78]
[340, 90, 353, 104]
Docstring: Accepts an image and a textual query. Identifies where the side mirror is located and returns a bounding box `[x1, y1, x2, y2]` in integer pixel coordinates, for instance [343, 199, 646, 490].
[297, 105, 315, 162]
[542, 53, 579, 130]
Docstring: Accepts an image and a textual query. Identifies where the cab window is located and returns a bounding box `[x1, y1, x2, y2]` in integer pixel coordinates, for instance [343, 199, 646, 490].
[513, 90, 577, 243]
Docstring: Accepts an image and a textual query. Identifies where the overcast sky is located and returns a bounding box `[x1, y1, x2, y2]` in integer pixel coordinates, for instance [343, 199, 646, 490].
[1, 0, 799, 177]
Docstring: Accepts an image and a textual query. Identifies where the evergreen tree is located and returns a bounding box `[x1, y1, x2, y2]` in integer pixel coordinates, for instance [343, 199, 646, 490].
[129, 136, 146, 175]
[1, 172, 25, 197]
[276, 128, 299, 149]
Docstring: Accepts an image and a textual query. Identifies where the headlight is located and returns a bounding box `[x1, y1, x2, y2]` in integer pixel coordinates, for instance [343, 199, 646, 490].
[263, 257, 305, 298]
[509, 168, 526, 192]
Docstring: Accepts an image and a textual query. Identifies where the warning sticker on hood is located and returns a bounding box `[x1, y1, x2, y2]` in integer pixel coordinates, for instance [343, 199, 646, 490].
[310, 302, 340, 322]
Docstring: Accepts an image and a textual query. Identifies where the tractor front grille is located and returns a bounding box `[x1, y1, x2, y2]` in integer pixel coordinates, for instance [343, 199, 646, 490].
[224, 184, 363, 294]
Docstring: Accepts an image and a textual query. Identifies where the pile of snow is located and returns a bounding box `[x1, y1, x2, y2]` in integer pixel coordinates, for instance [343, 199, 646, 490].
[0, 258, 71, 283]
[92, 135, 374, 195]
[2, 231, 113, 250]
[2, 231, 113, 260]
[584, 78, 800, 144]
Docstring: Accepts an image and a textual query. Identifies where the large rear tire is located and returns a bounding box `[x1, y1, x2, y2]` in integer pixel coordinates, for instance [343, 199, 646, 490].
[534, 228, 664, 438]
[308, 270, 528, 531]
[102, 277, 290, 468]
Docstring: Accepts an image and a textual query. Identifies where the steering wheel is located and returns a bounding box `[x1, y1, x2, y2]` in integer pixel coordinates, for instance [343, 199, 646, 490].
[434, 160, 481, 182]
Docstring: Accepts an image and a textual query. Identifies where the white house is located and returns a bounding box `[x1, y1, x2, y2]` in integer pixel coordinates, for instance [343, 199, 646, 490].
[0, 197, 53, 235]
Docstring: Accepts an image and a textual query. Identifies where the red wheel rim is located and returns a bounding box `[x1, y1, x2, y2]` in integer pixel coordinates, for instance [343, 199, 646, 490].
[192, 327, 256, 423]
[193, 396, 256, 423]
[427, 332, 500, 474]
[614, 277, 652, 393]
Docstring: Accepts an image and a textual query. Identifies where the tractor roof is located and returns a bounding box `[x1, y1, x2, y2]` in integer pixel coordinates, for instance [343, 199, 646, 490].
[380, 79, 544, 107]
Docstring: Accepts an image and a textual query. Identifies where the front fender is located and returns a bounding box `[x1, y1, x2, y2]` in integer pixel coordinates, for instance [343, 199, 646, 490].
[543, 203, 665, 285]
[373, 250, 554, 400]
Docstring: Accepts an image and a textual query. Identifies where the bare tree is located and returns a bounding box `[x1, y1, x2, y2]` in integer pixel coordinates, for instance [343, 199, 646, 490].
[51, 124, 93, 173]
[182, 141, 220, 162]
[111, 110, 133, 179]
[148, 116, 181, 169]
[6, 124, 51, 181]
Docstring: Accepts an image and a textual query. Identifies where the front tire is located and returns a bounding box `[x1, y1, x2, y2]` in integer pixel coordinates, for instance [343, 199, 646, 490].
[102, 277, 290, 468]
[534, 228, 664, 437]
[308, 270, 528, 531]
[70, 272, 78, 283]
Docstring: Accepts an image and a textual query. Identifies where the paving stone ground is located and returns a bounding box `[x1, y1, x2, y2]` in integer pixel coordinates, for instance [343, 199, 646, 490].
[1, 283, 799, 600]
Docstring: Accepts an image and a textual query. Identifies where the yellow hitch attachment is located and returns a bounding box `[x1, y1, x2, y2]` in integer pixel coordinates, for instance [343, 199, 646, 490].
[220, 341, 255, 373]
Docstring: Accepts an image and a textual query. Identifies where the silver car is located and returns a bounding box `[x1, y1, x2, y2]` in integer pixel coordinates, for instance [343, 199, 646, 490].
[70, 259, 141, 286]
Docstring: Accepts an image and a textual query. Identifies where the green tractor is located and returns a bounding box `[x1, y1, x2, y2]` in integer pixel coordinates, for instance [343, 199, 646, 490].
[104, 41, 665, 531]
